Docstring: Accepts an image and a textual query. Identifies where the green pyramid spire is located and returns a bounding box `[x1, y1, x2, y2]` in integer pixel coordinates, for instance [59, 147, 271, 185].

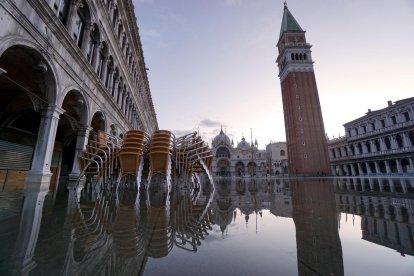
[279, 3, 304, 38]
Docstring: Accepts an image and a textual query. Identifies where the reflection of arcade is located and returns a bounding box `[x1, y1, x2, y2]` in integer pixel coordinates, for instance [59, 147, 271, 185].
[335, 177, 414, 256]
[291, 179, 344, 276]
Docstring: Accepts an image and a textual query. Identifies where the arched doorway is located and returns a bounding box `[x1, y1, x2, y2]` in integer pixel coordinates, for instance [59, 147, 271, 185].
[0, 45, 57, 192]
[235, 162, 245, 177]
[216, 159, 230, 177]
[247, 162, 256, 177]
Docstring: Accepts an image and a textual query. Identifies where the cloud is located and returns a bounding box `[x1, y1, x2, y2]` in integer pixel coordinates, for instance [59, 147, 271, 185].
[199, 119, 223, 128]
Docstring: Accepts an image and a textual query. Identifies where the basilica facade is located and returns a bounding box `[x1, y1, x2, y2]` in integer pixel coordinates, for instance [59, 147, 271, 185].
[211, 129, 271, 177]
[0, 1, 157, 193]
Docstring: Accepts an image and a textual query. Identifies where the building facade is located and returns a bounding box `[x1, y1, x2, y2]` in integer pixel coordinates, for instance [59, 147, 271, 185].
[276, 3, 330, 175]
[0, 0, 158, 193]
[266, 141, 288, 175]
[328, 98, 414, 176]
[211, 129, 271, 177]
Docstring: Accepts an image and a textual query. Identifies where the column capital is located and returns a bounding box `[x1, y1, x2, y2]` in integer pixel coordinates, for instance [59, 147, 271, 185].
[43, 105, 65, 117]
[73, 0, 84, 9]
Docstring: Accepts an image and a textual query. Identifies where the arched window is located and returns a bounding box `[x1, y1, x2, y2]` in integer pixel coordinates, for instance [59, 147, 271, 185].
[111, 68, 119, 97]
[97, 42, 108, 79]
[86, 24, 100, 64]
[105, 56, 114, 88]
[72, 3, 91, 48]
[291, 53, 294, 60]
[53, 0, 70, 24]
[384, 137, 391, 150]
[295, 53, 299, 60]
[112, 7, 119, 28]
[303, 53, 307, 60]
[280, 149, 285, 156]
[396, 134, 404, 148]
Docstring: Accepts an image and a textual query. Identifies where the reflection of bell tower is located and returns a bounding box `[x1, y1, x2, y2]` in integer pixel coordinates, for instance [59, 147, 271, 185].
[276, 3, 330, 175]
[291, 179, 344, 276]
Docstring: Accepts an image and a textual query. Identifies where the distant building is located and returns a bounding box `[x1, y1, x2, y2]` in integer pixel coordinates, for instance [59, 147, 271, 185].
[266, 142, 288, 175]
[276, 3, 331, 176]
[211, 129, 271, 177]
[328, 98, 414, 176]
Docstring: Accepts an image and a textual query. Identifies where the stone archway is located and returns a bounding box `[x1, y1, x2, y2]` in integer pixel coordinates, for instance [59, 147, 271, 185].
[247, 162, 256, 177]
[91, 111, 106, 132]
[55, 90, 88, 194]
[0, 44, 58, 190]
[235, 162, 245, 177]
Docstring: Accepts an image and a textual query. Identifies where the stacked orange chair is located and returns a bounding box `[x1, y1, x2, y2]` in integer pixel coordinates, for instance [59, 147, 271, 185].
[149, 130, 175, 175]
[119, 130, 147, 177]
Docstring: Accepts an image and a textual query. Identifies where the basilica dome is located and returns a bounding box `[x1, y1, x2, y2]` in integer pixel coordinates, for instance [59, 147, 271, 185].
[237, 137, 251, 150]
[213, 129, 231, 146]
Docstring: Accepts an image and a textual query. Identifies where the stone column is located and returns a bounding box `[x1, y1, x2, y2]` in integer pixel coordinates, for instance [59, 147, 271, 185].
[362, 143, 368, 154]
[112, 79, 119, 99]
[91, 41, 101, 70]
[374, 161, 381, 174]
[350, 163, 356, 176]
[396, 159, 403, 173]
[81, 23, 94, 55]
[390, 135, 398, 149]
[402, 132, 411, 147]
[366, 162, 372, 174]
[369, 141, 376, 153]
[99, 57, 108, 81]
[385, 160, 391, 174]
[409, 158, 414, 173]
[346, 145, 352, 156]
[27, 105, 64, 187]
[379, 138, 387, 151]
[357, 163, 363, 175]
[68, 126, 92, 178]
[66, 0, 83, 36]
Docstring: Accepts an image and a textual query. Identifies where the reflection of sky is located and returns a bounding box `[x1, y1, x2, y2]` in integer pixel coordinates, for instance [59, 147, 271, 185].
[145, 210, 298, 276]
[339, 214, 414, 276]
[133, 0, 414, 147]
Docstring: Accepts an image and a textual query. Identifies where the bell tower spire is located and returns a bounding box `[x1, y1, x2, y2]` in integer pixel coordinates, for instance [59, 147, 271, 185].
[276, 4, 331, 176]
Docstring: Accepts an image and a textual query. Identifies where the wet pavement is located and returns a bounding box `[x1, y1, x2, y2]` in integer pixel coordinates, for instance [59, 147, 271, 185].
[0, 177, 413, 275]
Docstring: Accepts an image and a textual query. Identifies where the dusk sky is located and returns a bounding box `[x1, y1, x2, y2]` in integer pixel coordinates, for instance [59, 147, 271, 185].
[134, 0, 414, 148]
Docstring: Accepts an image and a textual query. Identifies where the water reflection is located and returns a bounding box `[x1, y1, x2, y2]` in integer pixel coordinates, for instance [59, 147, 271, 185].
[1, 177, 414, 275]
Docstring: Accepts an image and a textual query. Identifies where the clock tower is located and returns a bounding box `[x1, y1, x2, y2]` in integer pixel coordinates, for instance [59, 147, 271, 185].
[276, 3, 331, 175]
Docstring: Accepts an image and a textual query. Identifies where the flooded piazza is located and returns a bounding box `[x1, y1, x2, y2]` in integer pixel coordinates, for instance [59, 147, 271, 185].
[0, 176, 413, 276]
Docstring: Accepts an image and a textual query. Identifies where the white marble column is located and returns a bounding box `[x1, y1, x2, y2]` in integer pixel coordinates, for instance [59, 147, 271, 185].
[26, 105, 64, 188]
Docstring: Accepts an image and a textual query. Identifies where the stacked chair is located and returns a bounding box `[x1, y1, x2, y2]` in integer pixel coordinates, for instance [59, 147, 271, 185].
[175, 133, 213, 180]
[118, 130, 149, 181]
[148, 130, 175, 176]
[77, 130, 121, 197]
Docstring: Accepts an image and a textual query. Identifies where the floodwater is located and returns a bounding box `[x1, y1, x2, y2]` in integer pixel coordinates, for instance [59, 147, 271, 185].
[1, 177, 413, 276]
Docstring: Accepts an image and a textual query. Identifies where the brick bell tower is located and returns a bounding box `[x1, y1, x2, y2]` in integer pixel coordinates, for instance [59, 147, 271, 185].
[276, 3, 331, 176]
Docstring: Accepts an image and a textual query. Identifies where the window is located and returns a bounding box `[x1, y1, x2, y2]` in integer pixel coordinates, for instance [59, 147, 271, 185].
[86, 35, 96, 62]
[280, 150, 285, 156]
[403, 112, 410, 122]
[391, 116, 397, 125]
[380, 119, 385, 128]
[72, 12, 86, 47]
[53, 0, 70, 24]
